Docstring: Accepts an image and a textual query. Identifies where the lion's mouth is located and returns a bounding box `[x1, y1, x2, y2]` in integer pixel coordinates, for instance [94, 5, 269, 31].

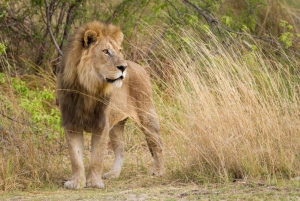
[106, 76, 124, 83]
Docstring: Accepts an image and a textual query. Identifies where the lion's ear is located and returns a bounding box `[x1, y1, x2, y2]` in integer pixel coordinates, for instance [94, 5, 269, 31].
[113, 31, 124, 46]
[83, 30, 98, 47]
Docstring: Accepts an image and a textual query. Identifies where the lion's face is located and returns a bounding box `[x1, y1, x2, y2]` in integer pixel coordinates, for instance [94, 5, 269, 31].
[91, 37, 127, 89]
[73, 25, 127, 94]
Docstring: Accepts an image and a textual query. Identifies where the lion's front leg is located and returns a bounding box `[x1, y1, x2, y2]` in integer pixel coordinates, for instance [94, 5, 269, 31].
[86, 124, 109, 188]
[64, 128, 86, 189]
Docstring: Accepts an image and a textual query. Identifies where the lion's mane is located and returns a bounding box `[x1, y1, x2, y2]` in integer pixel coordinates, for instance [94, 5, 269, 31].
[57, 22, 123, 131]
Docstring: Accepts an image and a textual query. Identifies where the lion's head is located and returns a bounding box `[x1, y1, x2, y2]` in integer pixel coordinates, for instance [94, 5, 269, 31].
[61, 21, 127, 95]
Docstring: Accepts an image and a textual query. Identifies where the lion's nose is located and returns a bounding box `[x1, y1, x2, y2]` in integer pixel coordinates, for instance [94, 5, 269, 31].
[117, 65, 127, 72]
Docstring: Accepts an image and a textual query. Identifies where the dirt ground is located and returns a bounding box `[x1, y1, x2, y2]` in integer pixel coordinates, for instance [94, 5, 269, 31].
[2, 180, 300, 201]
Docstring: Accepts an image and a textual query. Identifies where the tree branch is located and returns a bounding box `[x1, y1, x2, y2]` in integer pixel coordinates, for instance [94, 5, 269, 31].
[59, 0, 83, 50]
[182, 0, 285, 48]
[183, 0, 218, 24]
[44, 0, 63, 56]
[221, 25, 280, 45]
[54, 2, 66, 36]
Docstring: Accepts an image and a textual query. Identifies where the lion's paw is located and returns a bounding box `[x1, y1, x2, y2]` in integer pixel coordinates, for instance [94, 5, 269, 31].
[64, 179, 86, 189]
[86, 179, 105, 188]
[151, 168, 164, 176]
[102, 171, 120, 179]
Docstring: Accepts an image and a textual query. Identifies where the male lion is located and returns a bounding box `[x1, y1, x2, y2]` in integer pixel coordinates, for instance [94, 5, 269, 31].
[57, 21, 164, 189]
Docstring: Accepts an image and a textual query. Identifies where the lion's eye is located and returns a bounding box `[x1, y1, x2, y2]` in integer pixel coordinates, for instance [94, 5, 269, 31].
[103, 49, 110, 56]
[119, 49, 122, 52]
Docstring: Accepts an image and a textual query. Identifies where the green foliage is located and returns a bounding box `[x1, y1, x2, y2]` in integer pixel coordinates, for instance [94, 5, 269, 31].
[12, 78, 28, 95]
[1, 0, 299, 71]
[153, 3, 167, 16]
[9, 76, 62, 139]
[30, 0, 43, 6]
[221, 16, 233, 28]
[279, 32, 294, 48]
[250, 44, 258, 51]
[279, 20, 295, 48]
[0, 73, 5, 84]
[241, 24, 250, 32]
[0, 2, 8, 20]
[199, 24, 210, 33]
[0, 43, 6, 55]
[220, 0, 266, 32]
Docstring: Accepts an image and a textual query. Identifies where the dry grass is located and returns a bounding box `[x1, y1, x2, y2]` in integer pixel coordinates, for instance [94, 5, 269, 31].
[147, 27, 300, 183]
[0, 23, 300, 193]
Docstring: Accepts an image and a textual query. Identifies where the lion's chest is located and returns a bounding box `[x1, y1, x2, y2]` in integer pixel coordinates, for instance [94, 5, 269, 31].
[108, 96, 140, 126]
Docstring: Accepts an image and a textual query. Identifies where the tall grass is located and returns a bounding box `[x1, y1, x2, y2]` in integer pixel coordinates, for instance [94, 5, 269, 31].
[147, 27, 300, 182]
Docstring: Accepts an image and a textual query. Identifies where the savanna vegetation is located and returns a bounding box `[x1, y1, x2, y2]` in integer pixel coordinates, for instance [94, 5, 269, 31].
[0, 0, 300, 198]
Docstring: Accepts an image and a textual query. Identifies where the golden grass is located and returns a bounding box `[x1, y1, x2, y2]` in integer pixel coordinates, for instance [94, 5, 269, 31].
[147, 27, 300, 182]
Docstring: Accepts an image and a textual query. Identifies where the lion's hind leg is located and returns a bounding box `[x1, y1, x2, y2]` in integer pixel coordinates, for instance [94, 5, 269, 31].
[103, 119, 126, 179]
[139, 108, 164, 176]
[64, 128, 86, 189]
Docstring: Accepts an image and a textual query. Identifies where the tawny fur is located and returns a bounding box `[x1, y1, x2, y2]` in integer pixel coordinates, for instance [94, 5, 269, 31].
[57, 21, 164, 189]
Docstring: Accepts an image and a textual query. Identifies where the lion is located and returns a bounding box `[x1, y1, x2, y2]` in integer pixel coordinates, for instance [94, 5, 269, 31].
[56, 21, 164, 189]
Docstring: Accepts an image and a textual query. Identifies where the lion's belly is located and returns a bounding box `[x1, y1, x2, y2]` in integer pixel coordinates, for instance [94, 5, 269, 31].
[108, 103, 139, 129]
[109, 108, 127, 127]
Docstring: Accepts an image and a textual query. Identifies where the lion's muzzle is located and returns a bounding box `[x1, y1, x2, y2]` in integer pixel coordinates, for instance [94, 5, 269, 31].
[106, 65, 127, 84]
[106, 76, 123, 83]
